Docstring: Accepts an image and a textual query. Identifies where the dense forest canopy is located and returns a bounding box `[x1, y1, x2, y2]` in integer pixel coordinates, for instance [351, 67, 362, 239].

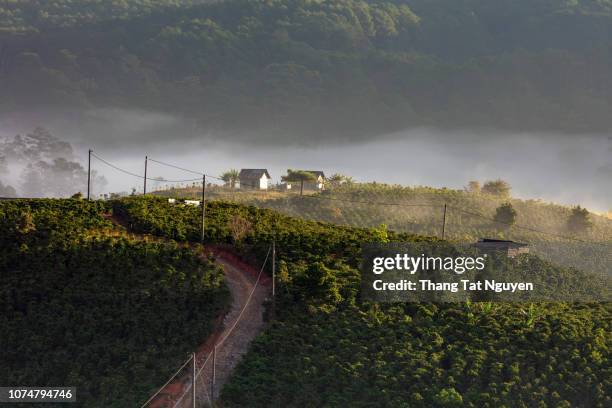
[1, 0, 611, 137]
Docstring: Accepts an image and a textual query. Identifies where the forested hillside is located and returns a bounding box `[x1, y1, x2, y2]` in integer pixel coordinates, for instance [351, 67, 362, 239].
[1, 0, 611, 135]
[1, 196, 609, 406]
[0, 199, 229, 407]
[114, 196, 611, 407]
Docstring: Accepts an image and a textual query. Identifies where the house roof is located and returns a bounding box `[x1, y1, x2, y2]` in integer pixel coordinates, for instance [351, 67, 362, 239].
[475, 238, 528, 248]
[239, 169, 271, 179]
[305, 170, 325, 178]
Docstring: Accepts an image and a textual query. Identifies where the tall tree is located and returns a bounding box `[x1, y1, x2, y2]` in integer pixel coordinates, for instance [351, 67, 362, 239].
[482, 179, 511, 198]
[282, 169, 317, 196]
[221, 169, 239, 189]
[465, 181, 481, 194]
[494, 202, 517, 227]
[566, 206, 592, 234]
[2, 127, 106, 197]
[327, 173, 354, 189]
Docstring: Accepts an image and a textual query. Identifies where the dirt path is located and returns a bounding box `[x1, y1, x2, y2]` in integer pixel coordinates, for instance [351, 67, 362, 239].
[103, 213, 271, 407]
[203, 254, 269, 400]
[149, 250, 270, 408]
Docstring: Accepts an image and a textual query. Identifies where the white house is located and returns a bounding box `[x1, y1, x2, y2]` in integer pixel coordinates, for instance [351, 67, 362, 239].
[238, 169, 271, 190]
[304, 171, 325, 191]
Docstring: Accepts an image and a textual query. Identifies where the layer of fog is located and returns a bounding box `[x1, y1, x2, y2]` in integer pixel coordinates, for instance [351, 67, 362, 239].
[0, 127, 107, 198]
[0, 108, 610, 213]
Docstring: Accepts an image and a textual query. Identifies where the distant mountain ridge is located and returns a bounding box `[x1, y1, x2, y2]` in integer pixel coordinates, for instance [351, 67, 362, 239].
[1, 0, 611, 136]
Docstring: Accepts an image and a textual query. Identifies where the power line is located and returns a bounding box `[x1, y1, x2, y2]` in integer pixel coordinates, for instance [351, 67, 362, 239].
[300, 193, 441, 208]
[194, 351, 213, 406]
[161, 186, 609, 246]
[147, 157, 203, 176]
[294, 193, 609, 246]
[90, 153, 202, 183]
[216, 245, 271, 348]
[139, 355, 193, 408]
[148, 157, 225, 182]
[448, 205, 609, 246]
[91, 152, 146, 179]
[295, 191, 611, 245]
[90, 151, 609, 246]
[163, 245, 272, 408]
[171, 349, 214, 408]
[207, 174, 225, 182]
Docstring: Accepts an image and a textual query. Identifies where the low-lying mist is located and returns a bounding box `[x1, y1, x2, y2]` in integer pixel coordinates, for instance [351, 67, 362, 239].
[0, 108, 610, 213]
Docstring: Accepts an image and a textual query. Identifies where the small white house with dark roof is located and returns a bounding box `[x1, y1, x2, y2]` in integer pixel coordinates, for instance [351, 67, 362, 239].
[304, 170, 325, 191]
[282, 170, 326, 191]
[238, 169, 271, 190]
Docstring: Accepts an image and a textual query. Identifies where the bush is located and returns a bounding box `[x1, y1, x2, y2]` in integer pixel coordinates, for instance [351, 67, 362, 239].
[566, 205, 592, 234]
[482, 179, 511, 198]
[494, 202, 517, 226]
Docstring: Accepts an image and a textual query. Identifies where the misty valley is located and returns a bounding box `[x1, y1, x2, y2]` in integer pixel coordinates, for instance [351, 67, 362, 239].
[0, 1, 611, 407]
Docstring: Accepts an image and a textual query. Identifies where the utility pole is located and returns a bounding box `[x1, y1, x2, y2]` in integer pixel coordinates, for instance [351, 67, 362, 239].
[441, 203, 447, 239]
[201, 174, 206, 244]
[272, 240, 276, 298]
[143, 156, 148, 195]
[211, 346, 216, 401]
[87, 149, 92, 201]
[192, 352, 196, 408]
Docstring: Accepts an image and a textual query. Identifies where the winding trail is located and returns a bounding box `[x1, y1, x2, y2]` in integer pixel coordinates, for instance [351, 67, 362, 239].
[150, 249, 270, 407]
[103, 214, 270, 407]
[200, 248, 270, 399]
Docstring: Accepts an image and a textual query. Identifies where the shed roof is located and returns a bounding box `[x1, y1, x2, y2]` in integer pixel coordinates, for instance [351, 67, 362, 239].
[475, 238, 528, 248]
[305, 170, 325, 178]
[239, 169, 271, 179]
